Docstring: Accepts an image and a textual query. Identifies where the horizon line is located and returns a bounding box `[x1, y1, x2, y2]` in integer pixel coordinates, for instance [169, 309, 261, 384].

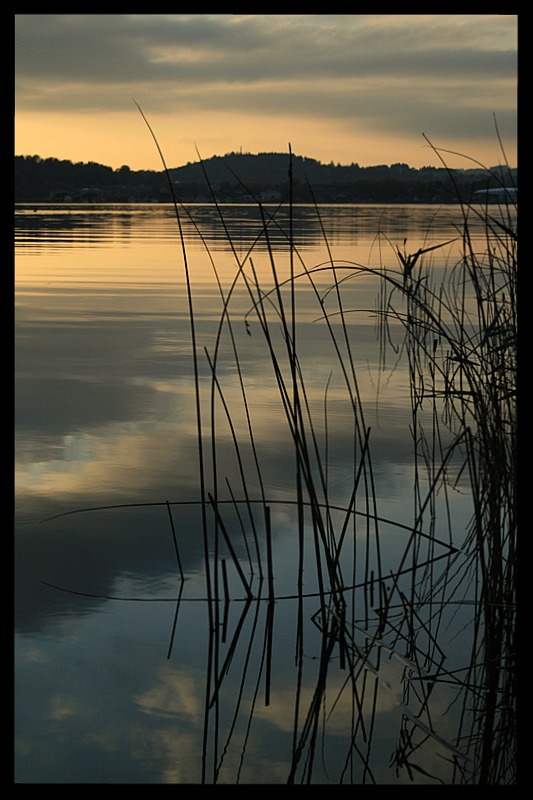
[15, 151, 518, 173]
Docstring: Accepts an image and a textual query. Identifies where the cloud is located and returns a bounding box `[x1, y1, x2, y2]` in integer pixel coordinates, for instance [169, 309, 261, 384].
[15, 15, 517, 108]
[14, 15, 517, 169]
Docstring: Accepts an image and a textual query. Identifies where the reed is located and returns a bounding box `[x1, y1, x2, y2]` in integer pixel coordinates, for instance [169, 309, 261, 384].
[356, 135, 516, 784]
[44, 111, 516, 784]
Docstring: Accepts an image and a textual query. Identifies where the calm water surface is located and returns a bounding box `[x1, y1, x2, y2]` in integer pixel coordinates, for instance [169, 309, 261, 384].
[15, 203, 489, 784]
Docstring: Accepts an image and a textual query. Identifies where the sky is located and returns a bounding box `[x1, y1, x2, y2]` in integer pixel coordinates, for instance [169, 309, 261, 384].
[15, 14, 518, 171]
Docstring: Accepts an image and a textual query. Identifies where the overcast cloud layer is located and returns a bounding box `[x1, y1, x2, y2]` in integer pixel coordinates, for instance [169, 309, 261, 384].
[15, 14, 517, 168]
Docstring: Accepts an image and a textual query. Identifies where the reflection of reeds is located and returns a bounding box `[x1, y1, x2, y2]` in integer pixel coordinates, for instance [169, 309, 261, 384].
[44, 112, 515, 784]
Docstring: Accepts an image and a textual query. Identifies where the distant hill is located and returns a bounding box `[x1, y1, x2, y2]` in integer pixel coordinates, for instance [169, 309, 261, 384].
[15, 152, 517, 204]
[170, 151, 515, 193]
[171, 151, 349, 185]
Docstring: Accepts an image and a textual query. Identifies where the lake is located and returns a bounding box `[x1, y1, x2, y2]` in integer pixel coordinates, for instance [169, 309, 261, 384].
[15, 202, 515, 784]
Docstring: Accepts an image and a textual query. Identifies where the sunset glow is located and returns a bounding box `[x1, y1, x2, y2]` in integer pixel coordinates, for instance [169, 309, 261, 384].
[15, 14, 517, 171]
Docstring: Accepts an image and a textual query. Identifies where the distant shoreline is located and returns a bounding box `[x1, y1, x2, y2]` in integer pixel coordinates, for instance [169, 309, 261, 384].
[15, 153, 517, 205]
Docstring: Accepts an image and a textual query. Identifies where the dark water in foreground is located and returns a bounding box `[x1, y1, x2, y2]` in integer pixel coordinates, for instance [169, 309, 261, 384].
[15, 203, 508, 784]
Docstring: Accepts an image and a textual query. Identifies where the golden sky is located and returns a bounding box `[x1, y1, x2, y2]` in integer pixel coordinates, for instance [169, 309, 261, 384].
[15, 14, 517, 171]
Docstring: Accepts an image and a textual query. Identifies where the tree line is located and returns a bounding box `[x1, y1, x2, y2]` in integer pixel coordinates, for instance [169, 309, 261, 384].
[15, 153, 516, 204]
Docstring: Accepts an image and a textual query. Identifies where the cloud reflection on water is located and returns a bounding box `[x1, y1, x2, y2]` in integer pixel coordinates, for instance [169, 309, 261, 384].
[15, 203, 482, 783]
